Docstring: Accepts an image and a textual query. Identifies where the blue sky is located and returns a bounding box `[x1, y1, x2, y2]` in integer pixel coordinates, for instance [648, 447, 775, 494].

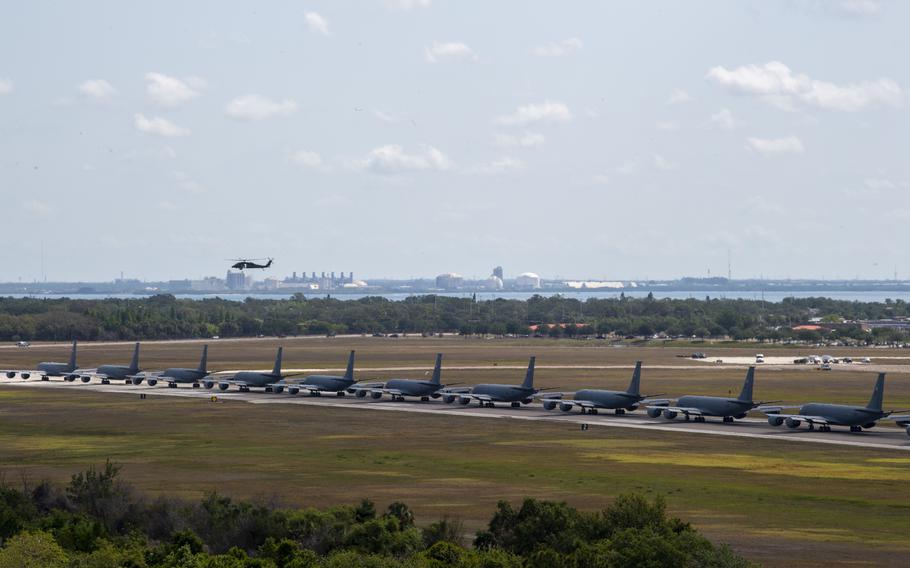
[1, 1, 908, 282]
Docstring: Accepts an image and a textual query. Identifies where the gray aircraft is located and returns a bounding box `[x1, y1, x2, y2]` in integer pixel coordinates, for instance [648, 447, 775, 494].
[286, 350, 358, 396]
[208, 347, 287, 393]
[760, 373, 903, 432]
[352, 353, 446, 401]
[69, 342, 141, 384]
[540, 361, 655, 415]
[134, 345, 209, 388]
[646, 366, 762, 423]
[3, 340, 78, 380]
[442, 356, 537, 408]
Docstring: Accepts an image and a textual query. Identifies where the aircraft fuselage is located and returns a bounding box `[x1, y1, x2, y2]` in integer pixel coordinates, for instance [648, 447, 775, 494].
[799, 403, 885, 427]
[574, 389, 641, 409]
[471, 384, 535, 403]
[676, 395, 754, 417]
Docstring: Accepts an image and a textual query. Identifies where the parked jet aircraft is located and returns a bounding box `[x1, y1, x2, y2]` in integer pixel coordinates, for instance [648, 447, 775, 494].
[68, 343, 141, 384]
[760, 373, 904, 432]
[352, 353, 446, 401]
[208, 347, 287, 392]
[133, 345, 209, 388]
[540, 361, 656, 414]
[286, 350, 358, 396]
[646, 366, 764, 423]
[442, 356, 537, 408]
[3, 340, 78, 380]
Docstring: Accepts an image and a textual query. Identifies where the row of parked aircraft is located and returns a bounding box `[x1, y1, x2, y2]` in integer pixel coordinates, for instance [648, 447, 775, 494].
[3, 341, 909, 436]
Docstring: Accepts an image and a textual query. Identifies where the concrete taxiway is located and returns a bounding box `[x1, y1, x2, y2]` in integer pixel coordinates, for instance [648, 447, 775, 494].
[2, 377, 909, 452]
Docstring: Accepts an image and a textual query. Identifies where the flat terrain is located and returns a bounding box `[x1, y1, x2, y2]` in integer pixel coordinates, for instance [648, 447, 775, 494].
[3, 336, 910, 566]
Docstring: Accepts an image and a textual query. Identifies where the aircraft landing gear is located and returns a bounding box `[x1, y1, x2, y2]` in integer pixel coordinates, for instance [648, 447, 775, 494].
[510, 401, 521, 408]
[192, 383, 200, 388]
[820, 425, 831, 432]
[240, 385, 250, 393]
[420, 396, 430, 402]
[694, 416, 706, 423]
[41, 375, 49, 381]
[168, 382, 178, 389]
[850, 425, 863, 433]
[615, 408, 625, 415]
[101, 378, 110, 385]
[336, 391, 345, 397]
[722, 416, 733, 423]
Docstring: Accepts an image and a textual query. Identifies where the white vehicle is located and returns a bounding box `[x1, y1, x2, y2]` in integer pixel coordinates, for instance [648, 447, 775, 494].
[755, 353, 765, 363]
[16, 341, 29, 348]
[861, 357, 872, 364]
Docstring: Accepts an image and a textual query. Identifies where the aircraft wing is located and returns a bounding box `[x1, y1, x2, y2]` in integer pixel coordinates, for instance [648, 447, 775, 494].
[534, 392, 568, 400]
[2, 369, 37, 378]
[652, 406, 704, 416]
[382, 388, 404, 396]
[457, 393, 494, 402]
[765, 413, 831, 426]
[438, 387, 471, 394]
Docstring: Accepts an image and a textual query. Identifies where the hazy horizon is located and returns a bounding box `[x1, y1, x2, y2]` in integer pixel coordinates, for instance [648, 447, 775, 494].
[2, 1, 908, 282]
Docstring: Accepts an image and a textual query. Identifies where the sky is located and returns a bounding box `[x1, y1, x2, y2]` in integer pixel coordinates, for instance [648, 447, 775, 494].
[1, 0, 908, 283]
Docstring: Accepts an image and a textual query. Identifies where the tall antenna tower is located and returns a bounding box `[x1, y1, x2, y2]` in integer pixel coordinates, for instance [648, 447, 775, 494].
[727, 249, 732, 281]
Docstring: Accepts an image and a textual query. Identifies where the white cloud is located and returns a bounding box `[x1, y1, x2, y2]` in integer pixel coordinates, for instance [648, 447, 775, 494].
[864, 177, 902, 190]
[225, 94, 297, 120]
[145, 72, 204, 107]
[173, 171, 205, 193]
[495, 101, 573, 126]
[425, 41, 473, 63]
[0, 79, 11, 94]
[134, 114, 190, 137]
[667, 88, 693, 104]
[305, 12, 330, 36]
[21, 200, 50, 217]
[291, 150, 323, 168]
[616, 159, 641, 175]
[592, 174, 610, 185]
[706, 61, 902, 111]
[362, 144, 451, 174]
[532, 38, 582, 57]
[656, 120, 680, 132]
[708, 108, 741, 130]
[746, 136, 804, 155]
[475, 157, 524, 174]
[839, 0, 880, 16]
[385, 0, 430, 9]
[77, 79, 117, 101]
[494, 131, 545, 147]
[653, 154, 679, 171]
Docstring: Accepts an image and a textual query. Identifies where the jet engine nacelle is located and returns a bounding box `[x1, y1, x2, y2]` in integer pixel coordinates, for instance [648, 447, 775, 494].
[906, 426, 910, 438]
[5, 371, 15, 378]
[559, 402, 574, 413]
[625, 405, 638, 412]
[146, 378, 157, 387]
[355, 389, 368, 398]
[442, 394, 456, 404]
[663, 410, 678, 420]
[542, 400, 558, 411]
[131, 376, 145, 385]
[81, 375, 91, 383]
[272, 385, 284, 394]
[370, 391, 383, 400]
[458, 396, 471, 405]
[863, 422, 876, 429]
[785, 417, 801, 429]
[768, 416, 784, 427]
[647, 408, 663, 418]
[65, 375, 77, 382]
[218, 383, 230, 391]
[203, 380, 215, 389]
[431, 393, 441, 399]
[288, 387, 299, 395]
[20, 372, 30, 379]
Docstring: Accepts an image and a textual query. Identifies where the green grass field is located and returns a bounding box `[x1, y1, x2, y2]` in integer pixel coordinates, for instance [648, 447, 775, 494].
[3, 338, 910, 566]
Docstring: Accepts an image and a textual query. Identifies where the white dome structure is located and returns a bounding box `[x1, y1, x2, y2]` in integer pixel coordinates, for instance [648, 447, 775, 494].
[515, 272, 541, 289]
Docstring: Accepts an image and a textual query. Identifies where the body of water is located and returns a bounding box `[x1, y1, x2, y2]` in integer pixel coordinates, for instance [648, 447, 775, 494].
[4, 290, 910, 303]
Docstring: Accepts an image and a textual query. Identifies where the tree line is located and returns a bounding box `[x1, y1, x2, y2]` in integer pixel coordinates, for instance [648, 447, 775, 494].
[1, 293, 909, 343]
[0, 460, 753, 567]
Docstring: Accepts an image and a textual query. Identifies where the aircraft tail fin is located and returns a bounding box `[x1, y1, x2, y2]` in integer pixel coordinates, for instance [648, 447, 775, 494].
[198, 345, 208, 373]
[521, 356, 536, 389]
[344, 350, 355, 380]
[266, 259, 273, 268]
[430, 353, 443, 385]
[737, 366, 755, 402]
[272, 347, 283, 376]
[867, 373, 885, 411]
[69, 340, 77, 369]
[626, 361, 642, 396]
[129, 343, 140, 372]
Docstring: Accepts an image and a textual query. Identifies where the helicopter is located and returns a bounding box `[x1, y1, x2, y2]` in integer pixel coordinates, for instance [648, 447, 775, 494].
[228, 258, 273, 271]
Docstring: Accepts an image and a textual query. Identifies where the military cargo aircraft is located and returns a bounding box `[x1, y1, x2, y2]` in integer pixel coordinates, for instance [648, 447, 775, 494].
[352, 353, 447, 401]
[206, 347, 291, 392]
[760, 373, 906, 432]
[646, 366, 766, 423]
[539, 361, 659, 415]
[442, 356, 538, 408]
[67, 342, 141, 384]
[286, 350, 359, 396]
[133, 345, 210, 388]
[3, 340, 78, 380]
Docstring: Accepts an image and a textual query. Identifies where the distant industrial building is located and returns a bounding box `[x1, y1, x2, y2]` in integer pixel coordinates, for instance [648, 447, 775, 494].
[226, 271, 253, 290]
[435, 272, 463, 290]
[515, 272, 541, 289]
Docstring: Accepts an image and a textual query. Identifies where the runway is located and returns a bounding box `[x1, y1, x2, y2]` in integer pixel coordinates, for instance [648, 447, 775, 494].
[3, 377, 910, 452]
